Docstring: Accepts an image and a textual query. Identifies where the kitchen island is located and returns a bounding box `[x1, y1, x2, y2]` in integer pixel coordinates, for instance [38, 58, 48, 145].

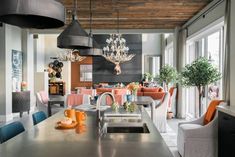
[0, 109, 173, 157]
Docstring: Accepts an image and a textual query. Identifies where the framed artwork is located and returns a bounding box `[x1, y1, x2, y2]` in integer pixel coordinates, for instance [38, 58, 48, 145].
[12, 50, 23, 82]
[80, 64, 92, 82]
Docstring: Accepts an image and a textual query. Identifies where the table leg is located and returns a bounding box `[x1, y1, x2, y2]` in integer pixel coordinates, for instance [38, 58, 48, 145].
[48, 102, 52, 117]
[60, 102, 65, 107]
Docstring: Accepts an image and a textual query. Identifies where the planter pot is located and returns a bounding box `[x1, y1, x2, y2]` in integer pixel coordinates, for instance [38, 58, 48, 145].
[167, 112, 174, 119]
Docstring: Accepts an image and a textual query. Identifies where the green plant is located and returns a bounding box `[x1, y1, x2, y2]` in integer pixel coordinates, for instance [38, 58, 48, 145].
[143, 72, 153, 81]
[157, 64, 178, 89]
[180, 57, 221, 116]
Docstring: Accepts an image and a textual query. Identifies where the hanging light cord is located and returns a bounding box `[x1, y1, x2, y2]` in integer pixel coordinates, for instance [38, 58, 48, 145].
[117, 10, 119, 34]
[73, 0, 78, 20]
[89, 0, 92, 35]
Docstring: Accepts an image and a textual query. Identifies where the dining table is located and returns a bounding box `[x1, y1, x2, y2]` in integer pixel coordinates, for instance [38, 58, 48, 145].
[0, 109, 173, 157]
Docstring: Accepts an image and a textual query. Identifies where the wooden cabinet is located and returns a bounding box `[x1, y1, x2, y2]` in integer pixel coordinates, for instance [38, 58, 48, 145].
[12, 91, 30, 117]
[218, 111, 235, 157]
[48, 82, 65, 96]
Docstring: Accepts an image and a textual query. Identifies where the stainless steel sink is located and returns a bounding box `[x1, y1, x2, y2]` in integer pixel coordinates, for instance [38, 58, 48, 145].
[102, 122, 150, 134]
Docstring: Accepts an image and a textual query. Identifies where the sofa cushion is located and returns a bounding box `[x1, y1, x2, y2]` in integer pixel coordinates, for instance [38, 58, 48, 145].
[114, 89, 127, 95]
[137, 92, 144, 96]
[143, 87, 160, 92]
[158, 87, 164, 92]
[96, 88, 112, 95]
[144, 92, 165, 100]
[80, 89, 93, 96]
[137, 87, 144, 92]
[204, 100, 223, 125]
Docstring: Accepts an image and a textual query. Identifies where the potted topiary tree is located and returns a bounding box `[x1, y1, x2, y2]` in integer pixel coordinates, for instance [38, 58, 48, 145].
[157, 64, 178, 91]
[143, 72, 151, 82]
[180, 57, 221, 117]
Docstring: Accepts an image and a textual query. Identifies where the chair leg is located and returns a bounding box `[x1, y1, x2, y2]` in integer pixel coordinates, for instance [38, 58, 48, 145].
[60, 102, 65, 107]
[48, 102, 52, 117]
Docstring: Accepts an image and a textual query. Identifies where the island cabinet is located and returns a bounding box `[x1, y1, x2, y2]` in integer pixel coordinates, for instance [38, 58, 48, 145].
[12, 91, 30, 117]
[218, 111, 235, 157]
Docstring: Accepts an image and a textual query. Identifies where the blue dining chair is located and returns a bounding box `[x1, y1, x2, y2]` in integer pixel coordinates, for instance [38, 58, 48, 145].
[32, 111, 47, 125]
[0, 121, 25, 144]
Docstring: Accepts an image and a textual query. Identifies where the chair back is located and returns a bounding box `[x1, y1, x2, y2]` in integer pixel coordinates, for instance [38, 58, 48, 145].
[155, 92, 170, 117]
[168, 87, 177, 110]
[80, 89, 95, 97]
[75, 87, 86, 94]
[32, 111, 47, 125]
[106, 94, 124, 105]
[0, 121, 25, 144]
[66, 94, 84, 107]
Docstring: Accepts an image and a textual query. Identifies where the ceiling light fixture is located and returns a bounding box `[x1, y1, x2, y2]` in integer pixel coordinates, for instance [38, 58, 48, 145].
[79, 0, 103, 56]
[102, 10, 135, 75]
[55, 50, 86, 62]
[0, 0, 65, 29]
[57, 0, 92, 49]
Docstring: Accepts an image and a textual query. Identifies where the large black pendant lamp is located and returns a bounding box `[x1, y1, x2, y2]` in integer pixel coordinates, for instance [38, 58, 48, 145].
[57, 0, 92, 49]
[0, 0, 65, 29]
[79, 0, 103, 56]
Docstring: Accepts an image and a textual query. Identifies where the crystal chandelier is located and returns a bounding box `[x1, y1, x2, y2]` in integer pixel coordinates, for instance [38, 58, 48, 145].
[57, 49, 86, 62]
[102, 11, 135, 75]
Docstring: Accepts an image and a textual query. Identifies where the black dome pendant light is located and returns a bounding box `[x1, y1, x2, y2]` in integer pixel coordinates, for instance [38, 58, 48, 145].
[79, 0, 103, 56]
[0, 0, 65, 29]
[57, 0, 92, 49]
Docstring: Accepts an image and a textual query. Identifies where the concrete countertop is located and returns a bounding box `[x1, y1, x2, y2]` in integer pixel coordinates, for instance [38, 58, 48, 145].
[0, 109, 173, 157]
[217, 104, 235, 117]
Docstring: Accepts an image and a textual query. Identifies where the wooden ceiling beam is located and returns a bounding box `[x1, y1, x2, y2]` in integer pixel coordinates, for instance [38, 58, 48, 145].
[58, 0, 212, 29]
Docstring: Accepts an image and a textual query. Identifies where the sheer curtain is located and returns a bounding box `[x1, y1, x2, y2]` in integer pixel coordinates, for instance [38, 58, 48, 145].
[222, 0, 231, 105]
[176, 29, 187, 118]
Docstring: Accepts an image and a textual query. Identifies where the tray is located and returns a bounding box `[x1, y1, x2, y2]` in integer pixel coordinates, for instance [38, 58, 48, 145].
[55, 120, 78, 129]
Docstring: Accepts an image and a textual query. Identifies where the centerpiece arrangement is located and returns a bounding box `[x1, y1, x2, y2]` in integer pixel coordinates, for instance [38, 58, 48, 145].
[127, 82, 140, 96]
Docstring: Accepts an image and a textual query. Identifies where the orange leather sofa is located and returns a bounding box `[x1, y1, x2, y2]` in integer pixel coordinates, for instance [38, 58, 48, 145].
[137, 87, 165, 100]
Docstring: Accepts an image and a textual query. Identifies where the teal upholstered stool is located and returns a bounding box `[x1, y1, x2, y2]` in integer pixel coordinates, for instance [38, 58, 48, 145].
[0, 121, 25, 144]
[32, 111, 47, 125]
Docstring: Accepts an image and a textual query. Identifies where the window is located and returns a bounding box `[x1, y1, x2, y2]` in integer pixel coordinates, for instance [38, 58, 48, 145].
[184, 26, 224, 118]
[185, 42, 197, 118]
[164, 42, 174, 66]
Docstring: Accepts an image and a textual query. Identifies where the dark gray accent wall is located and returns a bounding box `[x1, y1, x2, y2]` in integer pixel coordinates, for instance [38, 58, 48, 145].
[93, 34, 142, 84]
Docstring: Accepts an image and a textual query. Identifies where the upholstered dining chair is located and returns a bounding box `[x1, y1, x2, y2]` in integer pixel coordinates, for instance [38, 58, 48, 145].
[80, 88, 96, 97]
[168, 87, 177, 116]
[177, 100, 225, 157]
[0, 121, 25, 144]
[32, 111, 47, 125]
[36, 91, 64, 116]
[66, 94, 90, 107]
[153, 92, 169, 133]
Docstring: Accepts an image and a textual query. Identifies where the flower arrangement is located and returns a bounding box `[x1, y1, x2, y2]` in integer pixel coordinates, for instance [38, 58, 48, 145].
[127, 82, 140, 95]
[21, 81, 27, 91]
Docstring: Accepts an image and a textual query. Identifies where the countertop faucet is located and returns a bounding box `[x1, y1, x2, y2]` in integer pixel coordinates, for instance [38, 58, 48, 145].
[96, 92, 115, 123]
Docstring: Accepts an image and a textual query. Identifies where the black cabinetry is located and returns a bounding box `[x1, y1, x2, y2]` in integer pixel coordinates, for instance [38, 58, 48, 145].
[218, 111, 235, 157]
[12, 91, 30, 117]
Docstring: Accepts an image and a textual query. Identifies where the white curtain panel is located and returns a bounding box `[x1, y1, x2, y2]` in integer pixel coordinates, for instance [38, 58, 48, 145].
[222, 0, 231, 105]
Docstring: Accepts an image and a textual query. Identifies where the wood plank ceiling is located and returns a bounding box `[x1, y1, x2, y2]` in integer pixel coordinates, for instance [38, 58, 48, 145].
[58, 0, 212, 29]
